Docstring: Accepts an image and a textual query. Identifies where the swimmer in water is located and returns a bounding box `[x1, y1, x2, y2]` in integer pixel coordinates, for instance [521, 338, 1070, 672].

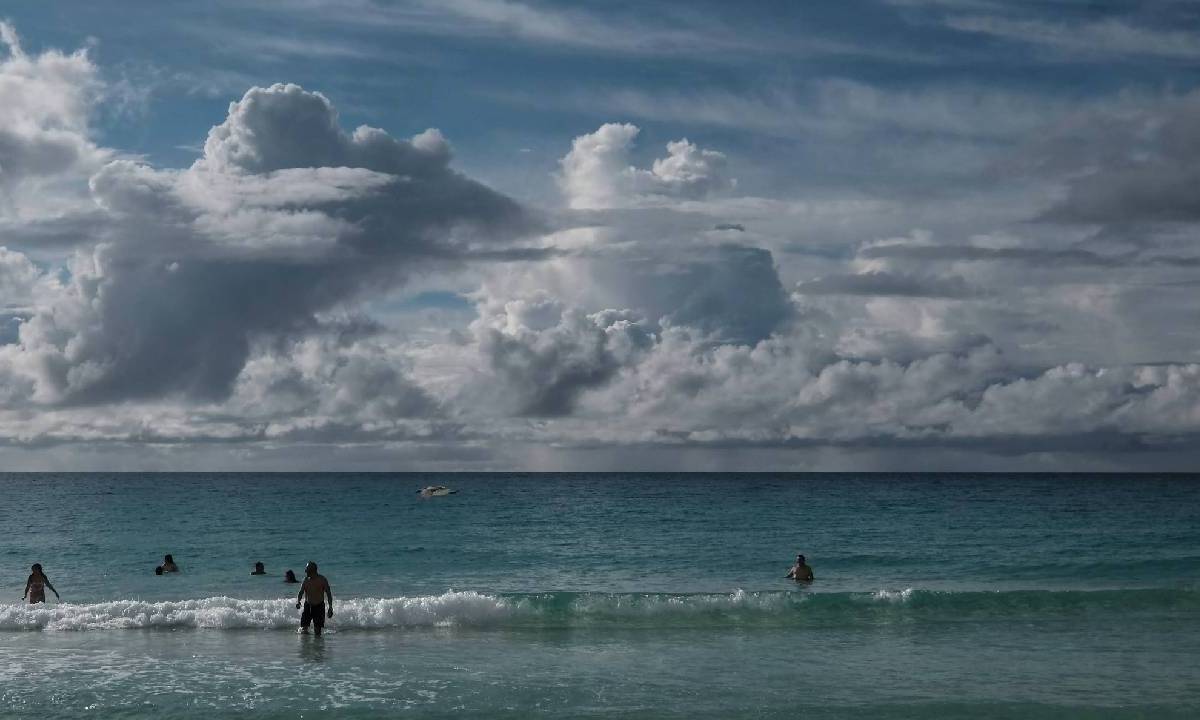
[251, 561, 267, 575]
[284, 569, 299, 584]
[786, 553, 814, 582]
[23, 564, 60, 604]
[161, 554, 179, 572]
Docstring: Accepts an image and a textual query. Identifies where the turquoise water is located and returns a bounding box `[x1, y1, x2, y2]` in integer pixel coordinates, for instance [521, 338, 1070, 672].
[1, 473, 1198, 718]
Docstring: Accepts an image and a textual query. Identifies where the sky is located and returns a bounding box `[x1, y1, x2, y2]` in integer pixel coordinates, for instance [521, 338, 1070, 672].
[2, 0, 1200, 471]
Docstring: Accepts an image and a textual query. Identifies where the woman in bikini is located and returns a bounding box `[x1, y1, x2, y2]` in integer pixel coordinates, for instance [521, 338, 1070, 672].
[23, 563, 60, 604]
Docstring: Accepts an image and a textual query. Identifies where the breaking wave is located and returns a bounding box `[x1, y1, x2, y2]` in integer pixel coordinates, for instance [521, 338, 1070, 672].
[1, 587, 1195, 631]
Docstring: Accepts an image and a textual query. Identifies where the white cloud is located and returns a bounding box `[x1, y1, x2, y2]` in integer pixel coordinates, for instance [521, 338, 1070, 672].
[0, 21, 109, 221]
[260, 0, 771, 59]
[478, 240, 792, 346]
[503, 79, 1079, 142]
[559, 123, 732, 209]
[947, 15, 1200, 61]
[0, 246, 45, 311]
[1, 79, 529, 407]
[467, 293, 655, 416]
[427, 314, 1200, 455]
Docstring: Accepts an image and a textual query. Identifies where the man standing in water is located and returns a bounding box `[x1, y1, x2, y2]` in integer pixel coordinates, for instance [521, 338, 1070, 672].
[786, 554, 814, 582]
[296, 561, 333, 635]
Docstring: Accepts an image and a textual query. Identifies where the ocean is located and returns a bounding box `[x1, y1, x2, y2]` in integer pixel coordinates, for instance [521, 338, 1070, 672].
[1, 473, 1198, 719]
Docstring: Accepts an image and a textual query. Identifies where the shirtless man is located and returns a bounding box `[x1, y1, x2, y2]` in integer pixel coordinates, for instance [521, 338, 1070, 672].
[786, 554, 814, 582]
[296, 561, 333, 635]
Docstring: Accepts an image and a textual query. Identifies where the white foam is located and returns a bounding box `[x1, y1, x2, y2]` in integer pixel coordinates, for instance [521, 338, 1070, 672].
[567, 588, 794, 617]
[870, 588, 914, 603]
[0, 591, 518, 631]
[0, 589, 821, 631]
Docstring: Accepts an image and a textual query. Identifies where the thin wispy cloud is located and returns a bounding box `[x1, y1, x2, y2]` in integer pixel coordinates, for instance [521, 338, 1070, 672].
[946, 15, 1200, 61]
[231, 0, 757, 58]
[501, 80, 1082, 140]
[200, 27, 380, 62]
[223, 0, 931, 63]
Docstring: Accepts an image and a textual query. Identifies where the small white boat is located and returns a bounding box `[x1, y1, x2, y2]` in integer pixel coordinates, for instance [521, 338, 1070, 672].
[417, 485, 456, 497]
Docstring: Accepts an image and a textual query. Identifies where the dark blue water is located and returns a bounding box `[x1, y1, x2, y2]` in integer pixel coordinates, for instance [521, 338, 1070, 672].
[1, 473, 1198, 718]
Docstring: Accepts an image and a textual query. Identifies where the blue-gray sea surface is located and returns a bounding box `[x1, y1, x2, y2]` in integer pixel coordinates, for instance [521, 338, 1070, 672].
[1, 473, 1198, 718]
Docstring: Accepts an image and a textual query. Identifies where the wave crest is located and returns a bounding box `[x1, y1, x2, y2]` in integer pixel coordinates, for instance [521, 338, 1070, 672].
[1, 587, 1194, 631]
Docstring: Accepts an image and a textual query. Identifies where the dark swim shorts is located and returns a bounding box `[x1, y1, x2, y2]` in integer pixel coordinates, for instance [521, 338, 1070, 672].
[301, 602, 326, 630]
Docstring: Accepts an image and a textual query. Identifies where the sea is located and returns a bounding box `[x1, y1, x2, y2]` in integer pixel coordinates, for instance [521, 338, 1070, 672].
[1, 473, 1198, 719]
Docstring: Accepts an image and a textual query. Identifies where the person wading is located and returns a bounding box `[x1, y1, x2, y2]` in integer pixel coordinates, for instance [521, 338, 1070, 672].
[23, 563, 60, 604]
[296, 561, 334, 635]
[786, 553, 814, 582]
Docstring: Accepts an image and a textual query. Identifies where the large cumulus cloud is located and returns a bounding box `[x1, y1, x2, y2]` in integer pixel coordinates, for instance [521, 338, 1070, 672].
[1, 79, 530, 406]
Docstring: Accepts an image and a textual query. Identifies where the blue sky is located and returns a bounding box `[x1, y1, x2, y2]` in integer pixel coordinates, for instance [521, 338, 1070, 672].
[2, 1, 1200, 469]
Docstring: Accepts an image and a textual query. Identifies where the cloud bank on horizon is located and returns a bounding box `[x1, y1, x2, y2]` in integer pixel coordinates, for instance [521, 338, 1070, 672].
[2, 1, 1200, 471]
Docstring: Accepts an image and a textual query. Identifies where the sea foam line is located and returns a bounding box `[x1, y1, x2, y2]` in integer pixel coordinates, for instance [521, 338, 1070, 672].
[0, 587, 1194, 631]
[0, 591, 521, 631]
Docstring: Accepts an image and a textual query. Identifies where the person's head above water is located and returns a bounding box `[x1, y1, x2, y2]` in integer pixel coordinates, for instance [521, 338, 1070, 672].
[285, 569, 297, 582]
[305, 561, 318, 576]
[164, 554, 174, 563]
[155, 566, 163, 575]
[31, 563, 43, 574]
[253, 561, 265, 574]
[796, 554, 806, 564]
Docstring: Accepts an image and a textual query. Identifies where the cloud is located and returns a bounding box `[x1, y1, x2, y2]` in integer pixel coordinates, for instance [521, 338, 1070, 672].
[225, 330, 439, 422]
[429, 232, 796, 420]
[506, 79, 1075, 142]
[0, 22, 109, 220]
[0, 81, 531, 406]
[796, 271, 976, 298]
[190, 26, 380, 63]
[256, 0, 786, 60]
[476, 326, 1004, 446]
[481, 242, 792, 346]
[833, 229, 1198, 367]
[198, 84, 456, 176]
[498, 80, 1085, 206]
[470, 321, 1200, 455]
[858, 242, 1125, 267]
[559, 123, 732, 209]
[422, 0, 699, 55]
[1036, 92, 1200, 225]
[658, 244, 790, 343]
[946, 15, 1200, 61]
[471, 294, 654, 416]
[0, 247, 44, 311]
[456, 238, 794, 418]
